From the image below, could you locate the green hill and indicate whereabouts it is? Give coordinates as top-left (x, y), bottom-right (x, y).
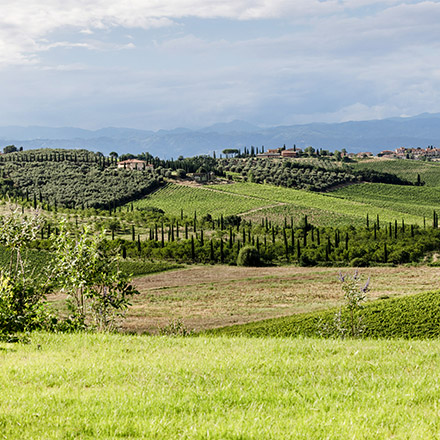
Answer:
top-left (209, 290), bottom-right (440, 339)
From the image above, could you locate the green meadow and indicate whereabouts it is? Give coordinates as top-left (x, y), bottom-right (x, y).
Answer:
top-left (2, 333), bottom-right (440, 439)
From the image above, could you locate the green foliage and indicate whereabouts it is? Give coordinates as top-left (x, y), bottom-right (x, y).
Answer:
top-left (237, 245), bottom-right (261, 267)
top-left (210, 290), bottom-right (440, 339)
top-left (0, 149), bottom-right (160, 209)
top-left (220, 157), bottom-right (410, 191)
top-left (52, 224), bottom-right (139, 331)
top-left (0, 210), bottom-right (53, 337)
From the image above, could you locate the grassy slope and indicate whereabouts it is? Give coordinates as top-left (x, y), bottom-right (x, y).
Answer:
top-left (2, 333), bottom-right (440, 439)
top-left (330, 183), bottom-right (440, 219)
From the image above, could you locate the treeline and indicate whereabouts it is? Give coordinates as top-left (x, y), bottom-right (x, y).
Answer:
top-left (221, 158), bottom-right (413, 191)
top-left (28, 209), bottom-right (440, 267)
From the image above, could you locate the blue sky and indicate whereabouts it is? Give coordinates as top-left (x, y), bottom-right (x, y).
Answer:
top-left (1, 0), bottom-right (440, 130)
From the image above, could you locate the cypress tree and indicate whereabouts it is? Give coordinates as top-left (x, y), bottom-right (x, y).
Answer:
top-left (191, 236), bottom-right (195, 261)
top-left (137, 235), bottom-right (141, 254)
top-left (122, 246), bottom-right (127, 259)
top-left (185, 223), bottom-right (188, 239)
top-left (210, 239), bottom-right (214, 262)
top-left (394, 220), bottom-right (397, 239)
top-left (200, 229), bottom-right (204, 246)
top-left (384, 243), bottom-right (388, 263)
top-left (220, 239), bottom-right (224, 263)
top-left (283, 228), bottom-right (288, 259)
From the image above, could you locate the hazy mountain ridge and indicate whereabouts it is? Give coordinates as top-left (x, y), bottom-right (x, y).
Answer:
top-left (1, 113), bottom-right (440, 157)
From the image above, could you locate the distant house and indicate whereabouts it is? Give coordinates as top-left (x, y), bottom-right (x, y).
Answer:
top-left (266, 148), bottom-right (280, 154)
top-left (356, 152), bottom-right (373, 158)
top-left (281, 149), bottom-right (300, 158)
top-left (257, 152), bottom-right (280, 158)
top-left (117, 159), bottom-right (152, 170)
top-left (378, 150), bottom-right (395, 158)
top-left (193, 172), bottom-right (214, 183)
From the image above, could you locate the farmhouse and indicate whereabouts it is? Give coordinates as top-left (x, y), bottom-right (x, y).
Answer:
top-left (193, 171), bottom-right (214, 183)
top-left (281, 149), bottom-right (300, 158)
top-left (117, 159), bottom-right (152, 170)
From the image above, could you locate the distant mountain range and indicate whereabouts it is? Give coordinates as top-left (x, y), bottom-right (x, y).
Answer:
top-left (1, 113), bottom-right (440, 158)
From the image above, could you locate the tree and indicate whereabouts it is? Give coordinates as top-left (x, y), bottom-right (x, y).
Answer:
top-left (52, 224), bottom-right (139, 331)
top-left (237, 245), bottom-right (261, 266)
top-left (222, 149), bottom-right (239, 158)
top-left (109, 151), bottom-right (119, 159)
top-left (0, 209), bottom-right (52, 337)
top-left (3, 145), bottom-right (17, 154)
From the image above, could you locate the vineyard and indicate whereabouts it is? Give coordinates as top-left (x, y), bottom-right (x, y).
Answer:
top-left (353, 159), bottom-right (440, 187)
top-left (206, 182), bottom-right (424, 225)
top-left (331, 183), bottom-right (440, 218)
top-left (132, 183), bottom-right (271, 217)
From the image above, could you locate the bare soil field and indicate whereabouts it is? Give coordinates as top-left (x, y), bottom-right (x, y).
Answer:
top-left (119, 265), bottom-right (439, 334)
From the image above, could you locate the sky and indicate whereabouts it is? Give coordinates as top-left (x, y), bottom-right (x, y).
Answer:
top-left (1, 0), bottom-right (440, 130)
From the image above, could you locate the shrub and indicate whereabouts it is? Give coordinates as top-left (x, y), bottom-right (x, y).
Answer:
top-left (237, 246), bottom-right (261, 267)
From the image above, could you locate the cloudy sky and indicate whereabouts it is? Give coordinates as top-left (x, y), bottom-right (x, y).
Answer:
top-left (1, 0), bottom-right (440, 130)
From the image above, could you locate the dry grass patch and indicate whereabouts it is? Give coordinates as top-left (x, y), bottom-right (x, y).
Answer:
top-left (115, 265), bottom-right (440, 334)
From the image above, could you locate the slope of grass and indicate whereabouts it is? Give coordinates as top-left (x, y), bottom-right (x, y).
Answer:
top-left (353, 159), bottom-right (440, 186)
top-left (330, 183), bottom-right (440, 219)
top-left (209, 290), bottom-right (440, 339)
top-left (2, 333), bottom-right (440, 438)
top-left (132, 183), bottom-right (270, 217)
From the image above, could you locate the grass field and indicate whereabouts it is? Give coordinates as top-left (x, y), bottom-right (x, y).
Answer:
top-left (46, 265), bottom-right (440, 334)
top-left (330, 183), bottom-right (440, 219)
top-left (353, 159), bottom-right (440, 186)
top-left (2, 333), bottom-right (440, 439)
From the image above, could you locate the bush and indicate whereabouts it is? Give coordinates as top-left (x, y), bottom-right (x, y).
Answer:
top-left (237, 246), bottom-right (261, 267)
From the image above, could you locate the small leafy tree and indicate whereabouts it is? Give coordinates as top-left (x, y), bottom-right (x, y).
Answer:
top-left (0, 209), bottom-right (52, 337)
top-left (52, 224), bottom-right (139, 331)
top-left (319, 271), bottom-right (370, 338)
top-left (338, 271), bottom-right (370, 337)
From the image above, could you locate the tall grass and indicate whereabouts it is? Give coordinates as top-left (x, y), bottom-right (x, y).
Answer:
top-left (1, 333), bottom-right (440, 439)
